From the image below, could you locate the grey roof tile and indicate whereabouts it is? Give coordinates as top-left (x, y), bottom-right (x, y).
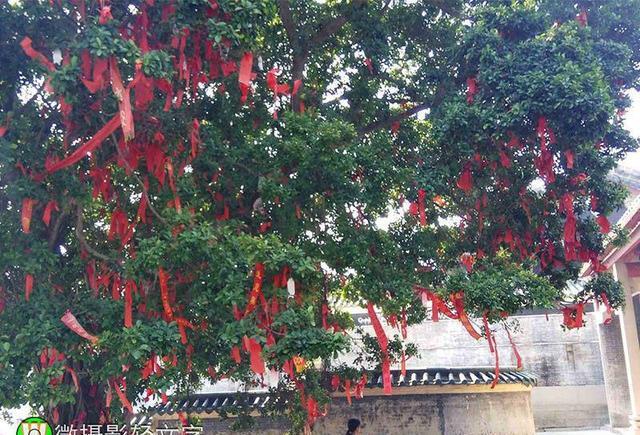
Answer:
top-left (142, 368), bottom-right (536, 418)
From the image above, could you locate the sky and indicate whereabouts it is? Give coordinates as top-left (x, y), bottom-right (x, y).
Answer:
top-left (1, 93), bottom-right (640, 434)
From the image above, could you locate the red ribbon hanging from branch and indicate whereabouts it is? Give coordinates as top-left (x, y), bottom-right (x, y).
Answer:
top-left (21, 198), bottom-right (37, 233)
top-left (25, 274), bottom-right (34, 301)
top-left (482, 313), bottom-right (494, 353)
top-left (230, 346), bottom-right (241, 364)
top-left (600, 293), bottom-right (614, 325)
top-left (242, 335), bottom-right (265, 375)
top-left (61, 310), bottom-right (99, 344)
top-left (367, 302), bottom-right (391, 394)
top-left (460, 253), bottom-right (475, 273)
top-left (466, 76), bottom-right (477, 104)
top-left (490, 335), bottom-right (500, 389)
top-left (158, 267), bottom-right (174, 321)
top-left (109, 58), bottom-right (135, 142)
top-left (562, 303), bottom-right (585, 329)
top-left (110, 378), bottom-right (134, 414)
top-left (65, 366), bottom-right (80, 392)
top-left (190, 118), bottom-right (201, 159)
top-left (46, 115), bottom-right (121, 173)
top-left (238, 52), bottom-right (253, 103)
top-left (504, 326), bottom-right (522, 370)
top-left (81, 52), bottom-right (109, 93)
top-left (596, 214), bottom-right (611, 234)
top-left (42, 200), bottom-right (59, 227)
top-left (456, 164), bottom-right (473, 194)
top-left (245, 262), bottom-right (265, 315)
top-left (450, 292), bottom-right (482, 340)
top-left (408, 189), bottom-right (427, 227)
top-left (20, 37), bottom-right (56, 72)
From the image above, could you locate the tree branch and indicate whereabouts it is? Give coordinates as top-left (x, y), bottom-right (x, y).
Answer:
top-left (277, 0), bottom-right (300, 51)
top-left (308, 0), bottom-right (369, 48)
top-left (358, 80), bottom-right (449, 135)
top-left (48, 207), bottom-right (70, 250)
top-left (358, 102), bottom-right (431, 135)
top-left (75, 205), bottom-right (115, 262)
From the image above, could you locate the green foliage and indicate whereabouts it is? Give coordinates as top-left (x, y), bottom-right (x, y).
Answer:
top-left (580, 272), bottom-right (625, 309)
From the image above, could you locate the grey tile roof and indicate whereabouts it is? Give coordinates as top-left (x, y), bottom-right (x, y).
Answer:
top-left (367, 367), bottom-right (536, 388)
top-left (136, 368), bottom-right (536, 422)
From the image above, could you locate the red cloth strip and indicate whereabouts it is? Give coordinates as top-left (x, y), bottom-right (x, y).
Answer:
top-left (245, 263), bottom-right (265, 315)
top-left (25, 274), bottom-right (34, 301)
top-left (111, 378), bottom-right (134, 413)
top-left (21, 198), bottom-right (37, 233)
top-left (450, 292), bottom-right (481, 340)
top-left (367, 302), bottom-right (391, 394)
top-left (505, 326), bottom-right (522, 369)
top-left (238, 52), bottom-right (253, 103)
top-left (46, 115), bottom-right (121, 173)
top-left (158, 267), bottom-right (174, 321)
top-left (490, 335), bottom-right (500, 389)
top-left (42, 200), bottom-right (59, 227)
top-left (61, 310), bottom-right (99, 344)
top-left (243, 336), bottom-right (265, 375)
top-left (20, 37), bottom-right (56, 72)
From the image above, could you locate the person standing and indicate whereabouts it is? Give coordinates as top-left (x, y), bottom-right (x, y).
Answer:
top-left (346, 418), bottom-right (361, 435)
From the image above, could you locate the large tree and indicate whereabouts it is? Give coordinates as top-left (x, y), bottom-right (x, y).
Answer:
top-left (0, 0), bottom-right (638, 431)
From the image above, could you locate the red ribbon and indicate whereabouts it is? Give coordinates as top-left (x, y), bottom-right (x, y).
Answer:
top-left (460, 253), bottom-right (475, 273)
top-left (409, 189), bottom-right (427, 226)
top-left (344, 378), bottom-right (352, 405)
top-left (109, 58), bottom-right (135, 142)
top-left (367, 302), bottom-right (391, 394)
top-left (111, 378), bottom-right (134, 413)
top-left (482, 313), bottom-right (494, 353)
top-left (190, 118), bottom-right (201, 159)
top-left (25, 274), bottom-right (34, 301)
top-left (65, 366), bottom-right (80, 392)
top-left (177, 317), bottom-right (195, 345)
top-left (562, 303), bottom-right (585, 329)
top-left (243, 336), bottom-right (265, 375)
top-left (322, 303), bottom-right (329, 330)
top-left (81, 53), bottom-right (108, 93)
top-left (466, 76), bottom-right (477, 104)
top-left (490, 335), bottom-right (500, 389)
top-left (505, 326), bottom-right (522, 369)
top-left (601, 293), bottom-right (613, 325)
top-left (20, 37), bottom-right (56, 72)
top-left (230, 345), bottom-right (241, 364)
top-left (61, 310), bottom-right (99, 344)
top-left (158, 267), bottom-right (174, 321)
top-left (576, 9), bottom-right (588, 27)
top-left (238, 52), bottom-right (253, 103)
top-left (456, 165), bottom-right (473, 194)
top-left (266, 68), bottom-right (291, 97)
top-left (536, 116), bottom-right (556, 152)
top-left (565, 150), bottom-right (574, 169)
top-left (46, 115), bottom-right (121, 173)
top-left (245, 263), bottom-right (265, 315)
top-left (450, 292), bottom-right (481, 340)
top-left (596, 214), bottom-right (610, 234)
top-left (42, 200), bottom-right (59, 227)
top-left (21, 198), bottom-right (37, 233)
